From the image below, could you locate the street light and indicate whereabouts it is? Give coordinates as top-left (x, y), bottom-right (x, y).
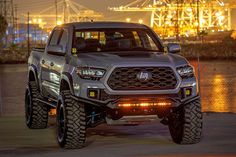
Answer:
top-left (138, 19), bottom-right (143, 24)
top-left (38, 18), bottom-right (42, 23)
top-left (126, 18), bottom-right (131, 22)
top-left (32, 18), bottom-right (38, 46)
top-left (57, 20), bottom-right (63, 25)
top-left (33, 18), bottom-right (37, 23)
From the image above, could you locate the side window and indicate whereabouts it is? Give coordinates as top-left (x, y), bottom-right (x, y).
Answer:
top-left (84, 32), bottom-right (99, 40)
top-left (59, 29), bottom-right (68, 50)
top-left (138, 31), bottom-right (158, 50)
top-left (132, 31), bottom-right (142, 47)
top-left (147, 35), bottom-right (158, 50)
top-left (113, 32), bottom-right (124, 38)
top-left (49, 29), bottom-right (62, 46)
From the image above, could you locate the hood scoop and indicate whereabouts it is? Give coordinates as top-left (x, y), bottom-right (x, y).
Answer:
top-left (113, 52), bottom-right (153, 58)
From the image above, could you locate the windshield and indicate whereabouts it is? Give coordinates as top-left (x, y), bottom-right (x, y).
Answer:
top-left (73, 28), bottom-right (161, 53)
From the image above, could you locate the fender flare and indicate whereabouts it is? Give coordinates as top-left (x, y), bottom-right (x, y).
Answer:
top-left (60, 72), bottom-right (74, 95)
top-left (28, 65), bottom-right (39, 88)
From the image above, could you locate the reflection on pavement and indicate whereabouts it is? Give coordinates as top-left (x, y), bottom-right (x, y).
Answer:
top-left (209, 75), bottom-right (229, 112)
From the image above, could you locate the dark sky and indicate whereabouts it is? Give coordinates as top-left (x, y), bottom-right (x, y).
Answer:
top-left (14, 0), bottom-right (236, 29)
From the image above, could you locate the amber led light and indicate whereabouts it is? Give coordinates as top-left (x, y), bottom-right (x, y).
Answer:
top-left (118, 102), bottom-right (171, 107)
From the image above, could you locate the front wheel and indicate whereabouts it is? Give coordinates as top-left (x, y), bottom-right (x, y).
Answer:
top-left (57, 90), bottom-right (86, 149)
top-left (168, 98), bottom-right (202, 144)
top-left (25, 81), bottom-right (48, 129)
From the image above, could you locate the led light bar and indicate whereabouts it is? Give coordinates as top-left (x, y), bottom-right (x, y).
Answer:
top-left (118, 102), bottom-right (172, 107)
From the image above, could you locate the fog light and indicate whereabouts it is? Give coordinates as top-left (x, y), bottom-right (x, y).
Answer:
top-left (185, 89), bottom-right (192, 97)
top-left (88, 89), bottom-right (99, 99)
top-left (90, 91), bottom-right (95, 97)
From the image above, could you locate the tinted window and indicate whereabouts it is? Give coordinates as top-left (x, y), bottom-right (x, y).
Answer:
top-left (49, 29), bottom-right (62, 46)
top-left (59, 29), bottom-right (68, 50)
top-left (73, 28), bottom-right (160, 53)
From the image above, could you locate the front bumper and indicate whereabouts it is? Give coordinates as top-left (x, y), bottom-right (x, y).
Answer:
top-left (72, 92), bottom-right (200, 110)
top-left (72, 76), bottom-right (198, 108)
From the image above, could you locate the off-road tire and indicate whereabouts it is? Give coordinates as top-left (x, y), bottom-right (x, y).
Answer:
top-left (57, 90), bottom-right (86, 149)
top-left (168, 98), bottom-right (202, 144)
top-left (25, 81), bottom-right (48, 129)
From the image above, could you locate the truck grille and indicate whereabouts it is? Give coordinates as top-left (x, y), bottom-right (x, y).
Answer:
top-left (107, 67), bottom-right (177, 90)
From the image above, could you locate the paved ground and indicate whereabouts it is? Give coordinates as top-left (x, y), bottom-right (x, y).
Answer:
top-left (0, 64), bottom-right (27, 116)
top-left (0, 63), bottom-right (236, 157)
top-left (0, 113), bottom-right (236, 157)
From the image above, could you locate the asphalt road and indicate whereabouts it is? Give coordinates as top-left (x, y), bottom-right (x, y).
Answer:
top-left (0, 113), bottom-right (236, 157)
top-left (0, 64), bottom-right (236, 157)
top-left (0, 64), bottom-right (27, 116)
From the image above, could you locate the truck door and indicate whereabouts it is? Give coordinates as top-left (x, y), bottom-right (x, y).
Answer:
top-left (41, 28), bottom-right (68, 99)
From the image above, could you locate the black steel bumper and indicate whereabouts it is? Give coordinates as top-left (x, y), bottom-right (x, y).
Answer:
top-left (71, 94), bottom-right (201, 110)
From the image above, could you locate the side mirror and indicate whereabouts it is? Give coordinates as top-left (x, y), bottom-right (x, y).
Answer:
top-left (47, 45), bottom-right (66, 56)
top-left (167, 43), bottom-right (181, 54)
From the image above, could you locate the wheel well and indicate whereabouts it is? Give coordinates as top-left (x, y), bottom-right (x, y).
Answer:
top-left (29, 70), bottom-right (36, 82)
top-left (60, 79), bottom-right (70, 92)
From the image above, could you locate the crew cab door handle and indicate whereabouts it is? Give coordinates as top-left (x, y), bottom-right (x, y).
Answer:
top-left (50, 62), bottom-right (54, 67)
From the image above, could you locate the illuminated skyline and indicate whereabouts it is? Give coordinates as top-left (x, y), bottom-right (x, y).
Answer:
top-left (14, 0), bottom-right (236, 29)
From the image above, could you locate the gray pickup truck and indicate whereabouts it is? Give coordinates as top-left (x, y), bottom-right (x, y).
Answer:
top-left (25, 22), bottom-right (202, 149)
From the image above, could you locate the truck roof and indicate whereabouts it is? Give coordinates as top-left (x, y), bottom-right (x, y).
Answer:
top-left (62, 21), bottom-right (149, 29)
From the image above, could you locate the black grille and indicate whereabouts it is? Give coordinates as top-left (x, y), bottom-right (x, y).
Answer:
top-left (107, 67), bottom-right (177, 90)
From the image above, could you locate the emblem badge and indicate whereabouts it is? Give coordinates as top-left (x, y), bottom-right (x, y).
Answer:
top-left (137, 71), bottom-right (152, 81)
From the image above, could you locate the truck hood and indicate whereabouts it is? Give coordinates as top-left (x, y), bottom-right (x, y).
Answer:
top-left (76, 52), bottom-right (188, 68)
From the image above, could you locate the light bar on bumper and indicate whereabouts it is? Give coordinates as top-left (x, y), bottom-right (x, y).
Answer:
top-left (77, 67), bottom-right (106, 79)
top-left (118, 102), bottom-right (172, 107)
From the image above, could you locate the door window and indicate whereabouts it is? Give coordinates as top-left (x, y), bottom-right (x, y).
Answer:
top-left (49, 29), bottom-right (62, 46)
top-left (59, 30), bottom-right (68, 50)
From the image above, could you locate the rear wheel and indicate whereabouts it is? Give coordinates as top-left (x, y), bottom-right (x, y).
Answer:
top-left (57, 90), bottom-right (86, 149)
top-left (25, 81), bottom-right (48, 129)
top-left (168, 98), bottom-right (202, 144)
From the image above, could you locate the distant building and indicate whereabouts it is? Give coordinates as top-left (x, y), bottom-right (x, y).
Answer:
top-left (6, 23), bottom-right (49, 47)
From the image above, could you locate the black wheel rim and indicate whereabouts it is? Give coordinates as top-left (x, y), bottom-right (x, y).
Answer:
top-left (170, 115), bottom-right (183, 135)
top-left (58, 104), bottom-right (65, 142)
top-left (169, 111), bottom-right (184, 143)
top-left (25, 89), bottom-right (32, 124)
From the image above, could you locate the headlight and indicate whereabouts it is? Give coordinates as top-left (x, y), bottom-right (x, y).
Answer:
top-left (77, 67), bottom-right (106, 80)
top-left (176, 65), bottom-right (194, 78)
